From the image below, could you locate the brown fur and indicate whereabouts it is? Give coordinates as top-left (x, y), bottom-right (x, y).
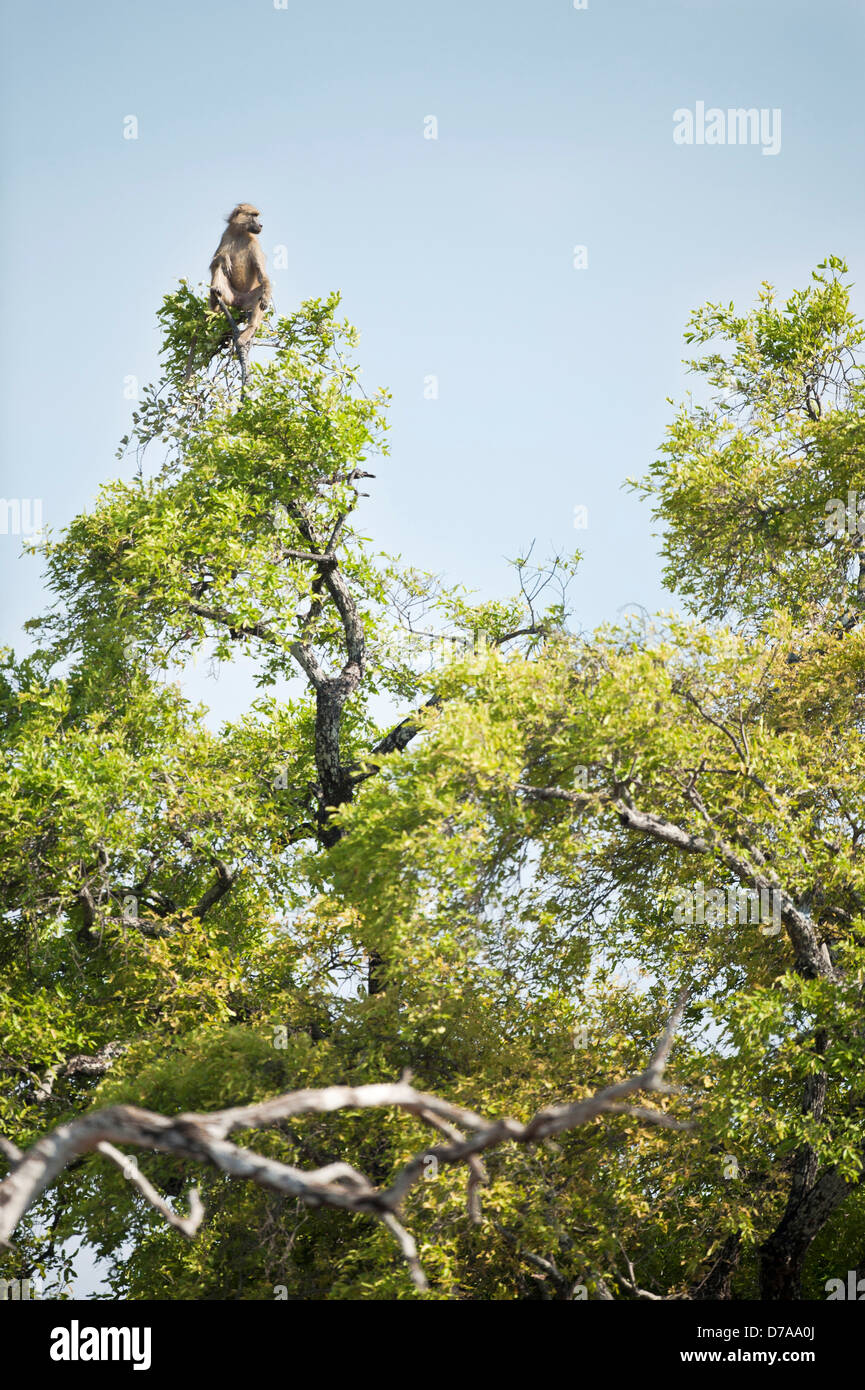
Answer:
top-left (209, 203), bottom-right (272, 346)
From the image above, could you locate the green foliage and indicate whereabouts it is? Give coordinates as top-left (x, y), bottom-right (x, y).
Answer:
top-left (2, 265), bottom-right (864, 1301)
top-left (632, 256), bottom-right (865, 626)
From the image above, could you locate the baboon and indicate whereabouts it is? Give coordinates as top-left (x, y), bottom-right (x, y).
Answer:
top-left (209, 203), bottom-right (271, 347)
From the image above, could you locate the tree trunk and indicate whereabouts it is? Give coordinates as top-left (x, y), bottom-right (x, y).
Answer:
top-left (759, 1166), bottom-right (848, 1299)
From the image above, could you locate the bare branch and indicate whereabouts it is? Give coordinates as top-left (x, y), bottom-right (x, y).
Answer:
top-left (96, 1142), bottom-right (204, 1238)
top-left (0, 1137), bottom-right (22, 1169)
top-left (0, 1013), bottom-right (688, 1284)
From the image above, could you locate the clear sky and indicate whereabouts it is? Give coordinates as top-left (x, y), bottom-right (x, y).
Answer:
top-left (2, 0), bottom-right (864, 724)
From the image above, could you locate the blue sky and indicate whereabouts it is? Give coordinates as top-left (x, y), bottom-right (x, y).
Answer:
top-left (2, 0), bottom-right (864, 723)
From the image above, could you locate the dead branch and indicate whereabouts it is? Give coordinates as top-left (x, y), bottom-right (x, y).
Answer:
top-left (0, 995), bottom-right (689, 1290)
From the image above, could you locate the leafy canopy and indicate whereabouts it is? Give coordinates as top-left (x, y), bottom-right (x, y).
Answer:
top-left (2, 262), bottom-right (864, 1300)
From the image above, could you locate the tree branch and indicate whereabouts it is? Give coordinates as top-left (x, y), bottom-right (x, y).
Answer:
top-left (517, 781), bottom-right (838, 981)
top-left (0, 1004), bottom-right (688, 1288)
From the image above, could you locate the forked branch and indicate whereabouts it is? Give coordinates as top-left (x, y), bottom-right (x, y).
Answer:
top-left (0, 993), bottom-right (689, 1290)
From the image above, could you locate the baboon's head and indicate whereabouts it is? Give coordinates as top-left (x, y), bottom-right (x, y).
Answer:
top-left (228, 204), bottom-right (262, 235)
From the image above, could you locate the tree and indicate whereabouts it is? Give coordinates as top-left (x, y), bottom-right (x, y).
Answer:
top-left (1, 261), bottom-right (863, 1300)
